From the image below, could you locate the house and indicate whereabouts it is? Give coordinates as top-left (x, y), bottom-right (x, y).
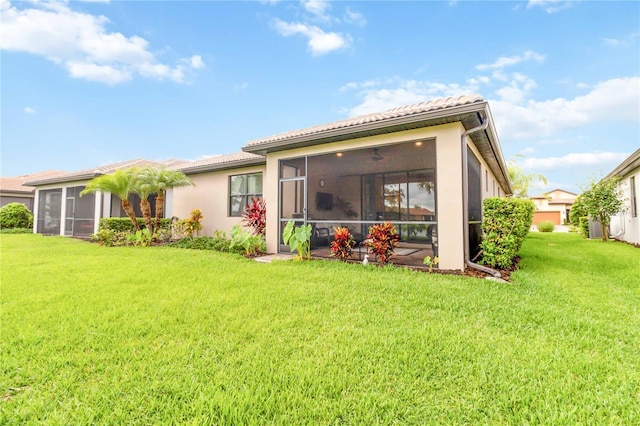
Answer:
top-left (237, 94), bottom-right (512, 270)
top-left (26, 95), bottom-right (513, 271)
top-left (0, 171), bottom-right (65, 210)
top-left (169, 152), bottom-right (266, 236)
top-left (606, 148), bottom-right (640, 244)
top-left (531, 189), bottom-right (577, 225)
top-left (25, 159), bottom-right (186, 237)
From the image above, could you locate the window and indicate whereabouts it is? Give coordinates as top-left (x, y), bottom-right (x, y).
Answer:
top-left (631, 176), bottom-right (637, 218)
top-left (229, 172), bottom-right (263, 216)
top-left (485, 170), bottom-right (489, 192)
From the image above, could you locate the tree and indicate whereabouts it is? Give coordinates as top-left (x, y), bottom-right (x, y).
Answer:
top-left (81, 169), bottom-right (140, 230)
top-left (569, 194), bottom-right (588, 227)
top-left (130, 167), bottom-right (155, 233)
top-left (580, 176), bottom-right (625, 242)
top-left (508, 159), bottom-right (548, 198)
top-left (136, 167), bottom-right (193, 234)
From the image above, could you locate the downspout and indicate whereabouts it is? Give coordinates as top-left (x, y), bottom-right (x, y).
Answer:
top-left (461, 113), bottom-right (502, 278)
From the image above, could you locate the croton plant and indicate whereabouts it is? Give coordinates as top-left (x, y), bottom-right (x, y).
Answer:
top-left (330, 226), bottom-right (356, 261)
top-left (365, 222), bottom-right (399, 264)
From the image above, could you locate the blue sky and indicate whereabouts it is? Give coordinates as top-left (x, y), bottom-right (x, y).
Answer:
top-left (2, 0), bottom-right (639, 194)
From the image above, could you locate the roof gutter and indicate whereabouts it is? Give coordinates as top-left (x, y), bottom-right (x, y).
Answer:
top-left (461, 111), bottom-right (502, 279)
top-left (24, 171), bottom-right (102, 187)
top-left (179, 157), bottom-right (266, 176)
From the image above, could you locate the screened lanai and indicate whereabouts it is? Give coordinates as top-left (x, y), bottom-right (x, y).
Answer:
top-left (278, 139), bottom-right (438, 265)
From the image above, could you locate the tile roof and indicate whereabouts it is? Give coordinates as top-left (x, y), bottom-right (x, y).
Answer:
top-left (0, 171), bottom-right (67, 193)
top-left (245, 95), bottom-right (484, 148)
top-left (24, 159), bottom-right (183, 186)
top-left (174, 152), bottom-right (265, 174)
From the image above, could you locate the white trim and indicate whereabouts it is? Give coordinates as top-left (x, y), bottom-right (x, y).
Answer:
top-left (60, 187), bottom-right (68, 236)
top-left (94, 190), bottom-right (102, 234)
top-left (32, 189), bottom-right (40, 234)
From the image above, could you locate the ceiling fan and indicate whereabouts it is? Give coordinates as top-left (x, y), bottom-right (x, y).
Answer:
top-left (372, 148), bottom-right (384, 162)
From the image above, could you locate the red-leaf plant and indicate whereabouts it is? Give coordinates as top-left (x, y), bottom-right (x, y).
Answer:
top-left (242, 197), bottom-right (266, 236)
top-left (330, 227), bottom-right (355, 261)
top-left (365, 222), bottom-right (399, 264)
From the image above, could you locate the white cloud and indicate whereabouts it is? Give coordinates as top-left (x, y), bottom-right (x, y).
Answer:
top-left (66, 61), bottom-right (131, 84)
top-left (23, 106), bottom-right (36, 114)
top-left (476, 50), bottom-right (545, 71)
top-left (520, 152), bottom-right (630, 170)
top-left (272, 19), bottom-right (351, 56)
top-left (344, 7), bottom-right (366, 26)
top-left (603, 32), bottom-right (639, 46)
top-left (189, 55), bottom-right (205, 69)
top-left (234, 82), bottom-right (249, 91)
top-left (301, 0), bottom-right (331, 19)
top-left (343, 79), bottom-right (480, 117)
top-left (491, 76), bottom-right (640, 140)
top-left (0, 1), bottom-right (203, 85)
top-left (526, 0), bottom-right (576, 14)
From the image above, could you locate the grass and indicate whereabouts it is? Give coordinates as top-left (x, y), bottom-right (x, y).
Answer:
top-left (1, 233), bottom-right (638, 424)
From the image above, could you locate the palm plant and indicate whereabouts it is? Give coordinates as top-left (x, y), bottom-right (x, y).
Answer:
top-left (81, 169), bottom-right (140, 230)
top-left (130, 167), bottom-right (155, 233)
top-left (137, 167), bottom-right (193, 234)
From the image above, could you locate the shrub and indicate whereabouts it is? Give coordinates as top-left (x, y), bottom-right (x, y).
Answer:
top-left (480, 197), bottom-right (535, 269)
top-left (537, 221), bottom-right (555, 232)
top-left (99, 217), bottom-right (171, 233)
top-left (0, 227), bottom-right (32, 234)
top-left (365, 222), bottom-right (399, 265)
top-left (579, 216), bottom-right (590, 238)
top-left (0, 203), bottom-right (33, 229)
top-left (242, 198), bottom-right (266, 236)
top-left (91, 229), bottom-right (130, 246)
top-left (230, 225), bottom-right (266, 257)
top-left (179, 209), bottom-right (204, 238)
top-left (330, 227), bottom-right (355, 261)
top-left (569, 195), bottom-right (588, 227)
top-left (168, 236), bottom-right (230, 251)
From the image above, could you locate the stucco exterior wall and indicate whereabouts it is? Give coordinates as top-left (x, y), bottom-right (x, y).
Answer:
top-left (610, 168), bottom-right (640, 244)
top-left (172, 165), bottom-right (267, 237)
top-left (263, 122), bottom-right (470, 270)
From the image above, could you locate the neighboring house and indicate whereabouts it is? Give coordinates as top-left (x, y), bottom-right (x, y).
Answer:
top-left (606, 148), bottom-right (640, 244)
top-left (26, 159), bottom-right (186, 237)
top-left (0, 171), bottom-right (65, 210)
top-left (239, 94), bottom-right (512, 270)
top-left (531, 189), bottom-right (577, 225)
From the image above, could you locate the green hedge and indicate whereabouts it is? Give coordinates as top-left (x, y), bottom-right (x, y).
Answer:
top-left (480, 197), bottom-right (535, 269)
top-left (0, 203), bottom-right (33, 229)
top-left (578, 216), bottom-right (590, 238)
top-left (537, 220), bottom-right (555, 233)
top-left (98, 217), bottom-right (172, 232)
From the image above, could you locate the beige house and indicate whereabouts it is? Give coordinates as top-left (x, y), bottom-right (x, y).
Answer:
top-left (26, 95), bottom-right (513, 271)
top-left (234, 94), bottom-right (512, 270)
top-left (0, 171), bottom-right (65, 210)
top-left (531, 189), bottom-right (577, 225)
top-left (606, 148), bottom-right (640, 244)
top-left (170, 152), bottom-right (266, 237)
top-left (25, 159), bottom-right (185, 237)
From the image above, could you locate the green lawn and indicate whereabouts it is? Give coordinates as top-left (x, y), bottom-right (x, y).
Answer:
top-left (1, 233), bottom-right (638, 424)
